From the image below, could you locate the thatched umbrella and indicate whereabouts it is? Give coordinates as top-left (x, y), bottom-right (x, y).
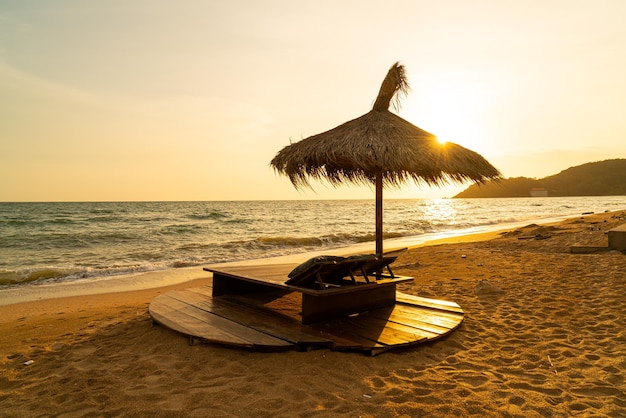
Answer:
top-left (271, 62), bottom-right (502, 256)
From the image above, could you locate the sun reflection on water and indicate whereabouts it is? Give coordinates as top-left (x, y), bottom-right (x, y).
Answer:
top-left (422, 198), bottom-right (459, 223)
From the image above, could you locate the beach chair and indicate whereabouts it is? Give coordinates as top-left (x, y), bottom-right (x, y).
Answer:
top-left (360, 248), bottom-right (407, 280)
top-left (285, 249), bottom-right (407, 290)
top-left (285, 255), bottom-right (375, 290)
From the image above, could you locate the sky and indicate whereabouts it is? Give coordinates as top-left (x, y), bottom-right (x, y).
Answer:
top-left (1, 0), bottom-right (626, 202)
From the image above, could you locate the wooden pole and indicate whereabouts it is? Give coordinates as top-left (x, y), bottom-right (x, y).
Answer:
top-left (375, 173), bottom-right (383, 257)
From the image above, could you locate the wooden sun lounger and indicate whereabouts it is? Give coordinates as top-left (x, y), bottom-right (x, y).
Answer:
top-left (360, 248), bottom-right (407, 279)
top-left (285, 257), bottom-right (371, 289)
top-left (286, 249), bottom-right (408, 288)
top-left (204, 254), bottom-right (412, 324)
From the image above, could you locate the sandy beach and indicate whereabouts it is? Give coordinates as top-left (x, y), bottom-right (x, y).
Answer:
top-left (1, 210), bottom-right (625, 417)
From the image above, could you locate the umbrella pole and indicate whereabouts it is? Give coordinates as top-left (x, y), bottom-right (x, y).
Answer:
top-left (375, 174), bottom-right (383, 257)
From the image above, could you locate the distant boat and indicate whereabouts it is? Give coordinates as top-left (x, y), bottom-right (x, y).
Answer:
top-left (530, 188), bottom-right (548, 197)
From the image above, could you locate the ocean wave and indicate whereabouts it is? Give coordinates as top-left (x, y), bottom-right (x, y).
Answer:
top-left (0, 267), bottom-right (83, 286)
top-left (255, 236), bottom-right (324, 247)
top-left (0, 263), bottom-right (166, 287)
top-left (170, 259), bottom-right (205, 268)
top-left (0, 218), bottom-right (30, 226)
top-left (187, 211), bottom-right (229, 220)
top-left (160, 224), bottom-right (205, 234)
top-left (85, 215), bottom-right (121, 223)
top-left (247, 231), bottom-right (407, 249)
top-left (83, 231), bottom-right (140, 243)
top-left (88, 208), bottom-right (116, 215)
top-left (48, 218), bottom-right (77, 225)
top-left (225, 218), bottom-right (251, 224)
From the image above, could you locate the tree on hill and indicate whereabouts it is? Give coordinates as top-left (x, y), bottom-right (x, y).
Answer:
top-left (454, 159), bottom-right (626, 198)
top-left (543, 159), bottom-right (626, 196)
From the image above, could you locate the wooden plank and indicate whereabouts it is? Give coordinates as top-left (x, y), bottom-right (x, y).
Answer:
top-left (393, 300), bottom-right (464, 321)
top-left (204, 264), bottom-right (295, 288)
top-left (322, 332), bottom-right (382, 352)
top-left (212, 271), bottom-right (285, 296)
top-left (370, 276), bottom-right (414, 285)
top-left (150, 297), bottom-right (208, 337)
top-left (174, 289), bottom-right (333, 347)
top-left (364, 310), bottom-right (441, 340)
top-left (396, 292), bottom-right (463, 310)
top-left (346, 321), bottom-right (423, 347)
top-left (310, 308), bottom-right (429, 347)
top-left (149, 296), bottom-right (254, 347)
top-left (396, 292), bottom-right (464, 313)
top-left (340, 312), bottom-right (430, 346)
top-left (309, 319), bottom-right (389, 352)
top-left (391, 303), bottom-right (464, 329)
top-left (376, 320), bottom-right (437, 341)
top-left (152, 295), bottom-right (289, 348)
top-left (221, 292), bottom-right (303, 321)
top-left (393, 309), bottom-right (461, 336)
top-left (185, 285), bottom-right (214, 297)
top-left (150, 294), bottom-right (293, 349)
top-left (367, 305), bottom-right (453, 336)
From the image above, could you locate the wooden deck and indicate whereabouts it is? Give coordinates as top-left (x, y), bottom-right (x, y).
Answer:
top-left (149, 263), bottom-right (464, 355)
top-left (207, 263), bottom-right (415, 324)
top-left (608, 223), bottom-right (626, 252)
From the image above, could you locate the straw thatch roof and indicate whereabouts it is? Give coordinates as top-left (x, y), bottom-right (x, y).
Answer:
top-left (270, 62), bottom-right (502, 190)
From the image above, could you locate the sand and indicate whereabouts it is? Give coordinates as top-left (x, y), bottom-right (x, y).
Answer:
top-left (1, 211), bottom-right (625, 417)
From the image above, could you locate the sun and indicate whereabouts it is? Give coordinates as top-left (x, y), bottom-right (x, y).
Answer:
top-left (432, 123), bottom-right (474, 147)
top-left (400, 71), bottom-right (493, 152)
top-left (406, 97), bottom-right (486, 151)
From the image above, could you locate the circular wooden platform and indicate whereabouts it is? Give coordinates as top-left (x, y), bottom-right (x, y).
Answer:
top-left (149, 286), bottom-right (464, 356)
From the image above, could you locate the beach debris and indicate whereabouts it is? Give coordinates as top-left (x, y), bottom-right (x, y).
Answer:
top-left (504, 224), bottom-right (565, 241)
top-left (24, 360), bottom-right (34, 366)
top-left (474, 280), bottom-right (504, 296)
top-left (547, 355), bottom-right (558, 375)
top-left (363, 394), bottom-right (372, 399)
top-left (534, 234), bottom-right (552, 240)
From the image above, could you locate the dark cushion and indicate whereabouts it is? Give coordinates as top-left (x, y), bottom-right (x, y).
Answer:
top-left (287, 254), bottom-right (378, 280)
top-left (287, 255), bottom-right (346, 279)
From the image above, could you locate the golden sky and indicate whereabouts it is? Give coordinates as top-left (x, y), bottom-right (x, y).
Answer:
top-left (2, 1), bottom-right (625, 201)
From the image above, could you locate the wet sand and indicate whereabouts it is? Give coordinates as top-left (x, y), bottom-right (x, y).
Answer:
top-left (1, 211), bottom-right (625, 417)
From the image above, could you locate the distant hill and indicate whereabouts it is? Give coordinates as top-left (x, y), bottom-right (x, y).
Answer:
top-left (454, 159), bottom-right (626, 198)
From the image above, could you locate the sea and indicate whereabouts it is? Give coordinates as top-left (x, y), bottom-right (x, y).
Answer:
top-left (1, 197), bottom-right (624, 289)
